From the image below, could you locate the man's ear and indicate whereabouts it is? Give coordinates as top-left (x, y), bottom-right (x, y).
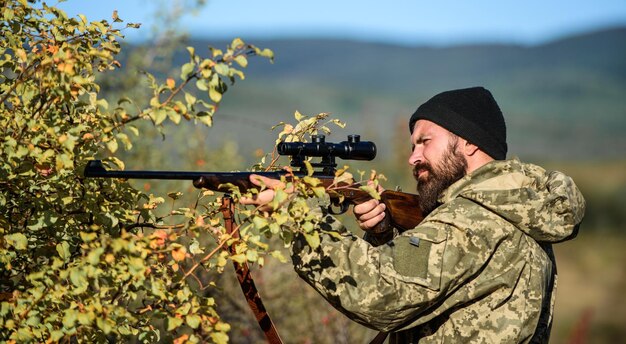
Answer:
top-left (463, 141), bottom-right (480, 156)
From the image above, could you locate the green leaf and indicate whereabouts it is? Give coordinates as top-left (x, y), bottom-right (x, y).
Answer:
top-left (195, 78), bottom-right (209, 91)
top-left (252, 216), bottom-right (268, 230)
top-left (196, 111), bottom-right (213, 127)
top-left (270, 250), bottom-right (287, 263)
top-left (4, 8), bottom-right (14, 21)
top-left (77, 311), bottom-right (93, 325)
top-left (61, 196), bottom-right (73, 205)
top-left (97, 318), bottom-right (113, 334)
top-left (186, 314), bottom-right (201, 329)
top-left (331, 119), bottom-right (347, 128)
top-left (230, 253), bottom-right (246, 264)
top-left (116, 132), bottom-right (132, 150)
top-left (209, 87), bottom-right (222, 103)
top-left (312, 186), bottom-right (326, 199)
top-left (258, 48), bottom-right (274, 60)
top-left (185, 92), bottom-right (197, 105)
top-left (106, 139), bottom-right (118, 153)
top-left (303, 231), bottom-right (320, 249)
top-left (214, 63), bottom-right (229, 76)
top-left (167, 316), bottom-right (184, 331)
top-left (128, 257), bottom-right (145, 275)
top-left (151, 280), bottom-right (167, 300)
top-left (230, 37), bottom-right (245, 49)
top-left (180, 62), bottom-right (195, 79)
top-left (167, 108), bottom-right (182, 124)
top-left (269, 222), bottom-right (280, 234)
top-left (217, 252), bottom-right (228, 267)
top-left (87, 247), bottom-right (104, 265)
top-left (6, 233), bottom-right (28, 250)
top-left (234, 55), bottom-right (248, 67)
top-left (246, 249), bottom-right (258, 262)
top-left (186, 46), bottom-right (195, 58)
top-left (50, 330), bottom-right (64, 341)
top-left (117, 96), bottom-right (133, 105)
top-left (304, 161), bottom-right (314, 177)
top-left (70, 269), bottom-right (88, 290)
top-left (211, 332), bottom-right (230, 344)
top-left (55, 153), bottom-right (74, 170)
top-left (270, 189), bottom-right (288, 210)
top-left (126, 125), bottom-right (140, 136)
top-left (215, 321), bottom-right (231, 332)
top-left (153, 108), bottom-right (167, 125)
top-left (359, 184), bottom-right (381, 200)
top-left (63, 309), bottom-right (77, 329)
top-left (80, 231), bottom-right (97, 242)
top-left (56, 241), bottom-right (70, 261)
top-left (211, 47), bottom-right (223, 57)
top-left (14, 145), bottom-right (29, 158)
top-left (189, 240), bottom-right (204, 255)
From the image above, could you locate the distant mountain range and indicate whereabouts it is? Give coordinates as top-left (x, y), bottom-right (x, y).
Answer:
top-left (131, 27), bottom-right (626, 162)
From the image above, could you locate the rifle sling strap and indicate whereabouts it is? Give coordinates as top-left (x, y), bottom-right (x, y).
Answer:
top-left (370, 331), bottom-right (389, 344)
top-left (220, 196), bottom-right (283, 344)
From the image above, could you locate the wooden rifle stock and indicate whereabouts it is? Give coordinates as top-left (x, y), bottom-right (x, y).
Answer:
top-left (379, 190), bottom-right (424, 231)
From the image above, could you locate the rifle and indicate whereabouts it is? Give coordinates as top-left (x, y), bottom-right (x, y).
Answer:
top-left (83, 134), bottom-right (423, 343)
top-left (84, 134), bottom-right (423, 231)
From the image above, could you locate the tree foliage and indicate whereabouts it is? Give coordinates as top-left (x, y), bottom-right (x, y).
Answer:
top-left (0, 1), bottom-right (377, 342)
top-left (0, 1), bottom-right (271, 342)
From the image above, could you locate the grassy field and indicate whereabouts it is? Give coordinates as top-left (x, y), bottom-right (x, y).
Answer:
top-left (542, 161), bottom-right (626, 342)
top-left (552, 233), bottom-right (626, 343)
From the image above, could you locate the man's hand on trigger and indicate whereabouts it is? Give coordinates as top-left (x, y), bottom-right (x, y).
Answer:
top-left (353, 181), bottom-right (387, 231)
top-left (354, 199), bottom-right (386, 230)
top-left (239, 174), bottom-right (285, 212)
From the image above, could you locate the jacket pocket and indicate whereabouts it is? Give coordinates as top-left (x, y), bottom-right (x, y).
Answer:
top-left (387, 226), bottom-right (448, 291)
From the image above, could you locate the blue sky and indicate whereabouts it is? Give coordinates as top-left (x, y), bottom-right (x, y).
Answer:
top-left (59, 0), bottom-right (626, 45)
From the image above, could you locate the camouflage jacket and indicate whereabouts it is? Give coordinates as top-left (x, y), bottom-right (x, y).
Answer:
top-left (291, 159), bottom-right (585, 343)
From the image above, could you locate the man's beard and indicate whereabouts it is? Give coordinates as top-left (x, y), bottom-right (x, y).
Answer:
top-left (413, 139), bottom-right (467, 215)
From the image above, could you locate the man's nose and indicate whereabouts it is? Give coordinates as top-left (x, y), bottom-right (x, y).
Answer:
top-left (408, 147), bottom-right (422, 166)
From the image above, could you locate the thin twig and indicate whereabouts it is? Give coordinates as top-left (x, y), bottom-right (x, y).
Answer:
top-left (181, 226), bottom-right (240, 281)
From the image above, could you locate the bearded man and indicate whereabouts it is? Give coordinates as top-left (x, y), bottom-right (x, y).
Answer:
top-left (243, 87), bottom-right (585, 343)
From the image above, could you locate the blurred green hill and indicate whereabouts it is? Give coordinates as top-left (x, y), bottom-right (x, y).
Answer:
top-left (173, 26), bottom-right (626, 162)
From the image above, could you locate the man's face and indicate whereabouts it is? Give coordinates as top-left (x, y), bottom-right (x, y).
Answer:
top-left (408, 120), bottom-right (468, 214)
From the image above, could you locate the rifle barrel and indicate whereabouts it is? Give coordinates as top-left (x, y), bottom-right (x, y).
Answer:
top-left (84, 160), bottom-right (292, 192)
top-left (85, 160), bottom-right (280, 179)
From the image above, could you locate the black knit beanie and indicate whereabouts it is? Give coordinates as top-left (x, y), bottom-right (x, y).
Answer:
top-left (408, 87), bottom-right (507, 160)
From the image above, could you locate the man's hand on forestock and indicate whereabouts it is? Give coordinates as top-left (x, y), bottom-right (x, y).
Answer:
top-left (241, 176), bottom-right (391, 235)
top-left (239, 174), bottom-right (286, 212)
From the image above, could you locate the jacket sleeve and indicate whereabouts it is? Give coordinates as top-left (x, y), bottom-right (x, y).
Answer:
top-left (291, 199), bottom-right (515, 332)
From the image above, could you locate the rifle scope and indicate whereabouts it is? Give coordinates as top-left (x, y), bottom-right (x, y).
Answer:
top-left (277, 135), bottom-right (376, 161)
